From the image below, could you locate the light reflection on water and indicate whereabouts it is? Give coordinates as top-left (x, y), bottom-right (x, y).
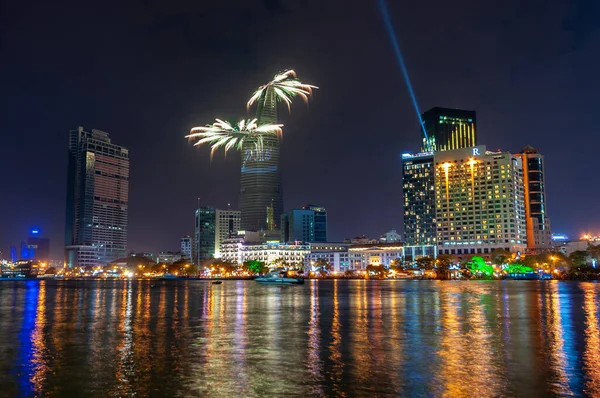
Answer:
top-left (0, 280), bottom-right (599, 397)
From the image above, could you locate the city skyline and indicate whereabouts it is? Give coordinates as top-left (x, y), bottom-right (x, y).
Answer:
top-left (1, 0), bottom-right (599, 259)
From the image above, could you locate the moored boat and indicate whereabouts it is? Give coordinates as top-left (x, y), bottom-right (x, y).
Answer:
top-left (505, 272), bottom-right (541, 280)
top-left (255, 271), bottom-right (304, 285)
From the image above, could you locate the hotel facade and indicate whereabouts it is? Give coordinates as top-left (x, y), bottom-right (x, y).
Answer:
top-left (404, 145), bottom-right (531, 257)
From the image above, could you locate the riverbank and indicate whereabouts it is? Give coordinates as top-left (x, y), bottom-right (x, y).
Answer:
top-left (2, 276), bottom-right (600, 282)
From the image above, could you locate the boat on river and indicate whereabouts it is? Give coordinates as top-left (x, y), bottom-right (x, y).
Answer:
top-left (255, 271), bottom-right (304, 285)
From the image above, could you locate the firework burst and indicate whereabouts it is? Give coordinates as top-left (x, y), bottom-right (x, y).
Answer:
top-left (186, 118), bottom-right (283, 160)
top-left (247, 70), bottom-right (318, 113)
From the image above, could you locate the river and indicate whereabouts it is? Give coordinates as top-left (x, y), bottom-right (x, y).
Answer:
top-left (0, 280), bottom-right (599, 397)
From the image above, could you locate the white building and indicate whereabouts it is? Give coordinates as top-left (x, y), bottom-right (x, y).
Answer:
top-left (221, 240), bottom-right (310, 265)
top-left (304, 242), bottom-right (353, 272)
top-left (181, 235), bottom-right (192, 260)
top-left (304, 251), bottom-right (365, 273)
top-left (156, 251), bottom-right (182, 264)
top-left (214, 209), bottom-right (241, 258)
top-left (379, 229), bottom-right (402, 243)
top-left (304, 243), bottom-right (437, 272)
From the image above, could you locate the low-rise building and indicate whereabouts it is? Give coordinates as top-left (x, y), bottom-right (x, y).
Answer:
top-left (304, 242), bottom-right (437, 272)
top-left (221, 240), bottom-right (310, 265)
top-left (379, 230), bottom-right (402, 243)
top-left (181, 236), bottom-right (192, 260)
top-left (65, 245), bottom-right (98, 268)
top-left (304, 242), bottom-right (353, 272)
top-left (156, 251), bottom-right (182, 264)
top-left (344, 235), bottom-right (378, 245)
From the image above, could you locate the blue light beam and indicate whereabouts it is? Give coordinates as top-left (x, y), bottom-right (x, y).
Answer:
top-left (377, 0), bottom-right (428, 140)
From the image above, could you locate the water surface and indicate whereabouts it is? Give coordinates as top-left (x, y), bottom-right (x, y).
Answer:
top-left (0, 280), bottom-right (599, 397)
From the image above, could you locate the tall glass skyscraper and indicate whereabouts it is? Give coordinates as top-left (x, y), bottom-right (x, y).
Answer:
top-left (421, 107), bottom-right (476, 152)
top-left (519, 146), bottom-right (552, 250)
top-left (65, 127), bottom-right (129, 267)
top-left (303, 204), bottom-right (327, 242)
top-left (239, 86), bottom-right (283, 232)
top-left (402, 152), bottom-right (436, 245)
top-left (280, 209), bottom-right (315, 243)
top-left (194, 207), bottom-right (216, 264)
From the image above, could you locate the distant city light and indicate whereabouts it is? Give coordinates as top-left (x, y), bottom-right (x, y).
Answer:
top-left (551, 234), bottom-right (569, 241)
top-left (30, 229), bottom-right (40, 235)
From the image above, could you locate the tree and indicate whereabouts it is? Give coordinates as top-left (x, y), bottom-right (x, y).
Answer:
top-left (436, 254), bottom-right (455, 280)
top-left (186, 263), bottom-right (200, 275)
top-left (539, 252), bottom-right (568, 271)
top-left (521, 254), bottom-right (540, 269)
top-left (242, 260), bottom-right (267, 275)
top-left (217, 261), bottom-right (237, 275)
top-left (45, 267), bottom-right (57, 275)
top-left (588, 244), bottom-right (600, 264)
top-left (466, 256), bottom-right (495, 279)
top-left (491, 248), bottom-right (512, 266)
top-left (152, 263), bottom-right (166, 274)
top-left (389, 258), bottom-right (404, 272)
top-left (569, 250), bottom-right (589, 267)
top-left (366, 264), bottom-right (387, 279)
top-left (505, 263), bottom-right (534, 274)
top-left (314, 258), bottom-right (332, 273)
top-left (344, 270), bottom-right (354, 278)
top-left (416, 256), bottom-right (435, 270)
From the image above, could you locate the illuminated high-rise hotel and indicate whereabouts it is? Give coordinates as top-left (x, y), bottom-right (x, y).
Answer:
top-left (239, 87), bottom-right (283, 232)
top-left (421, 107), bottom-right (476, 152)
top-left (434, 146), bottom-right (526, 255)
top-left (403, 145), bottom-right (528, 256)
top-left (65, 127), bottom-right (129, 267)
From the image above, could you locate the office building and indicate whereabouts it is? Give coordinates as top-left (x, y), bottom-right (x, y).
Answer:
top-left (27, 229), bottom-right (50, 265)
top-left (10, 246), bottom-right (17, 263)
top-left (281, 209), bottom-right (314, 243)
top-left (519, 146), bottom-right (552, 250)
top-left (181, 235), bottom-right (192, 260)
top-left (402, 151), bottom-right (436, 245)
top-left (214, 209), bottom-right (241, 258)
top-left (195, 207), bottom-right (216, 263)
top-left (64, 127), bottom-right (129, 267)
top-left (239, 88), bottom-right (283, 232)
top-left (421, 107), bottom-right (476, 152)
top-left (303, 204), bottom-right (327, 242)
top-left (20, 241), bottom-right (34, 261)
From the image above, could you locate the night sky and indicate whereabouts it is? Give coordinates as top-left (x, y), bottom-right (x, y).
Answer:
top-left (1, 0), bottom-right (598, 260)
